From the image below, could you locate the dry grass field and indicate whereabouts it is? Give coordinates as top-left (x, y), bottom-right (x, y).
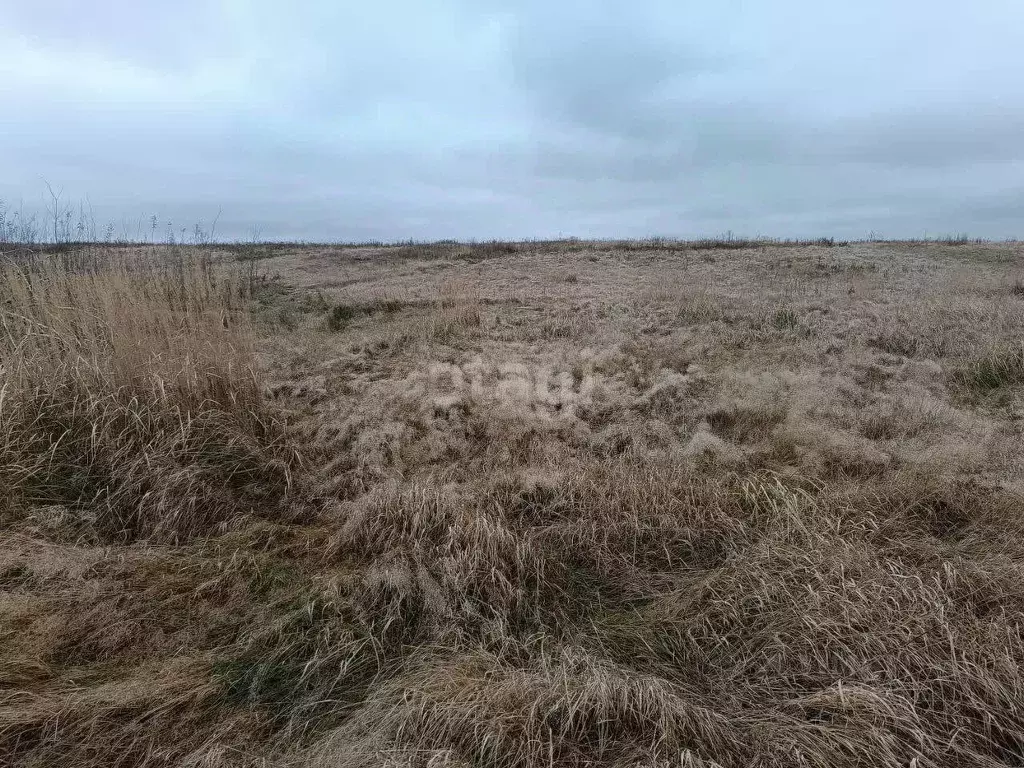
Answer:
top-left (2, 238), bottom-right (1024, 767)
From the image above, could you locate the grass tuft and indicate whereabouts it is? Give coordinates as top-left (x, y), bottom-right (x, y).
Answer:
top-left (0, 248), bottom-right (302, 541)
top-left (953, 343), bottom-right (1024, 393)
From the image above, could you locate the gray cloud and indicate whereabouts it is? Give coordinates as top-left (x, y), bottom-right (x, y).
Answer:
top-left (2, 1), bottom-right (1023, 240)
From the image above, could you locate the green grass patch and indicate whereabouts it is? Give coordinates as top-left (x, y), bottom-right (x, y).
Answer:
top-left (953, 344), bottom-right (1024, 393)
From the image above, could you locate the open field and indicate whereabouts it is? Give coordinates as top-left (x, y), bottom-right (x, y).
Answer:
top-left (2, 238), bottom-right (1024, 767)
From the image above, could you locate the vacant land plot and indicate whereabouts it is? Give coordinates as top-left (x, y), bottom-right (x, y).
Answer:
top-left (2, 238), bottom-right (1024, 767)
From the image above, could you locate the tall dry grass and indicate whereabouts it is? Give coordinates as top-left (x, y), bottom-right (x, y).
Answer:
top-left (429, 277), bottom-right (483, 341)
top-left (0, 248), bottom-right (299, 541)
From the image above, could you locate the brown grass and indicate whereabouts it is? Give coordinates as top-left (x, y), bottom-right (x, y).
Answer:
top-left (2, 239), bottom-right (1024, 767)
top-left (428, 277), bottom-right (483, 340)
top-left (0, 249), bottom-right (300, 541)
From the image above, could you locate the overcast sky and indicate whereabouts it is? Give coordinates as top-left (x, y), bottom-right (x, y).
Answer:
top-left (2, 1), bottom-right (1023, 241)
